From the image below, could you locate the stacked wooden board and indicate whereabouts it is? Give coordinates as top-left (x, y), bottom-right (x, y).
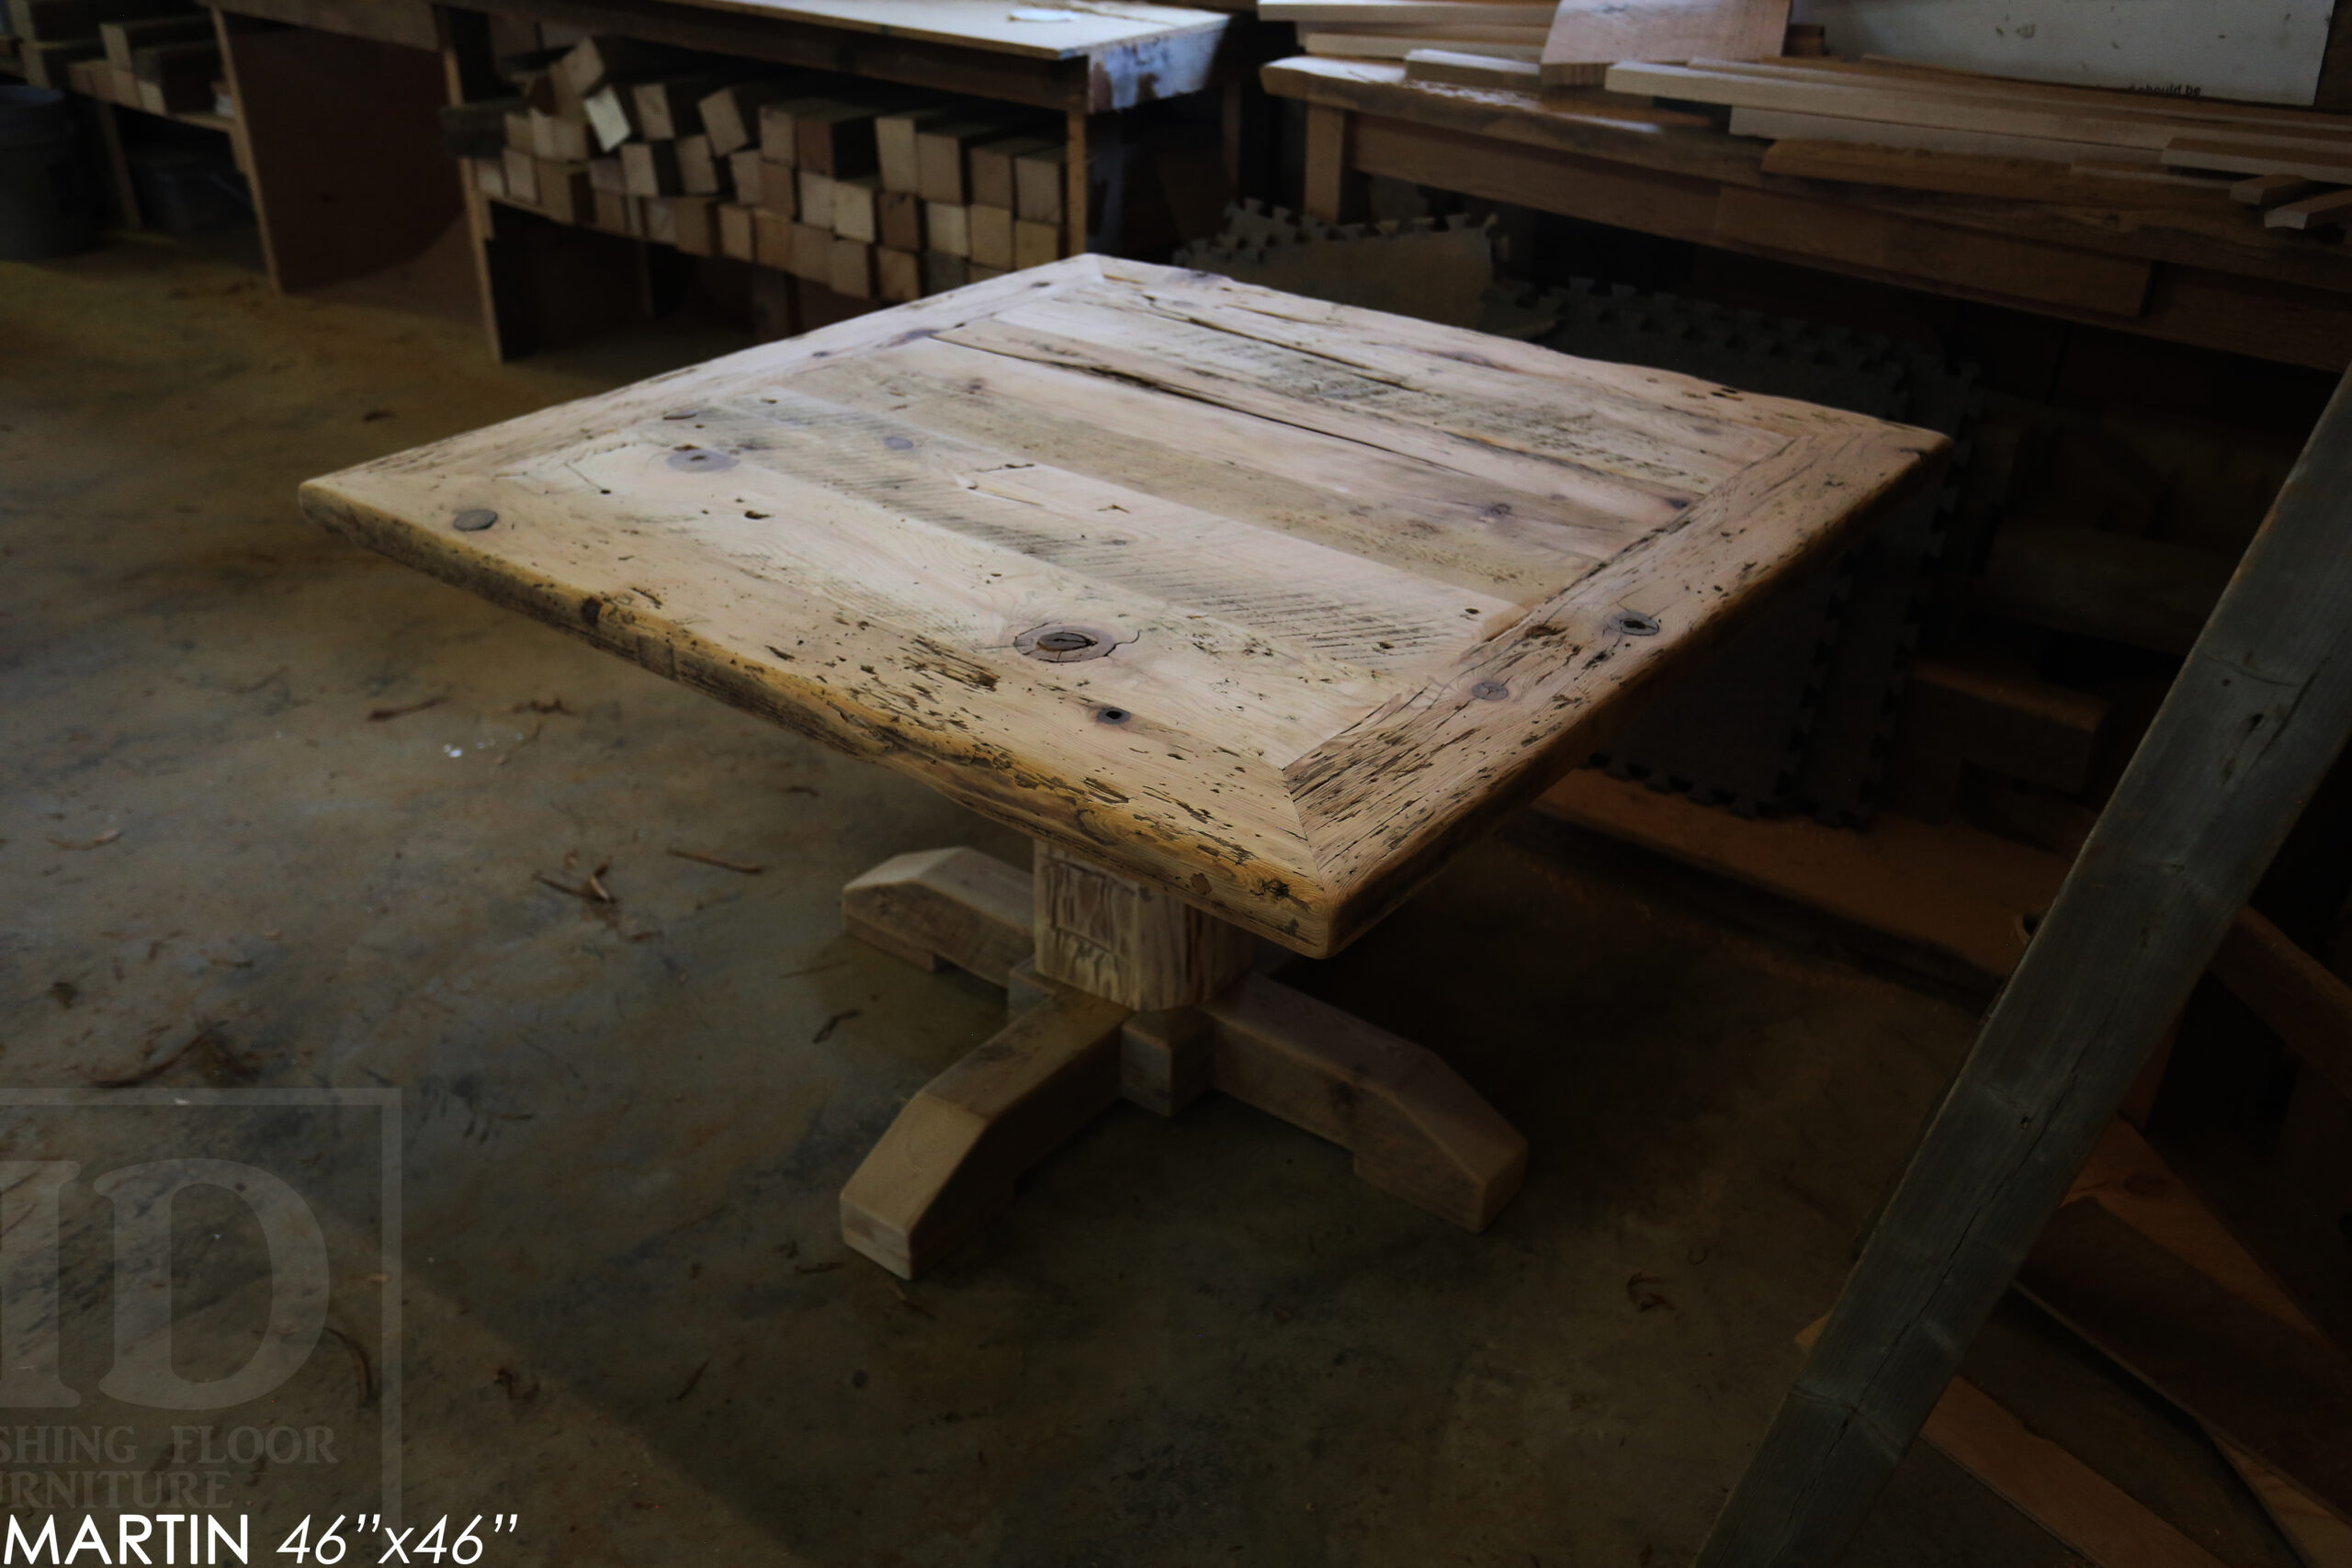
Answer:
top-left (1270, 0), bottom-right (1803, 95)
top-left (458, 35), bottom-right (1071, 302)
top-left (6, 0), bottom-right (215, 106)
top-left (1262, 0), bottom-right (1555, 83)
top-left (1607, 57), bottom-right (2352, 234)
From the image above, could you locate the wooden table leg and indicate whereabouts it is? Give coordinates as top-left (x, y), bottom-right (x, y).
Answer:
top-left (840, 982), bottom-right (1131, 1279)
top-left (1204, 973), bottom-right (1527, 1232)
top-left (1302, 102), bottom-right (1364, 224)
top-left (839, 839), bottom-right (1526, 1271)
top-left (1031, 840), bottom-right (1252, 1010)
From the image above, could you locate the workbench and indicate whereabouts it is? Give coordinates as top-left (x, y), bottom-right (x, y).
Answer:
top-left (184, 0), bottom-right (1249, 351)
top-left (1266, 55), bottom-right (2352, 372)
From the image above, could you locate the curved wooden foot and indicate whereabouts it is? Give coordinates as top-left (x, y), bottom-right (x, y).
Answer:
top-left (1204, 974), bottom-right (1527, 1232)
top-left (842, 847), bottom-right (1033, 985)
top-left (840, 982), bottom-right (1131, 1280)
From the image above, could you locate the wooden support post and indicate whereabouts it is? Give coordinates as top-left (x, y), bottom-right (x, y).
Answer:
top-left (839, 981), bottom-right (1130, 1280)
top-left (840, 840), bottom-right (1526, 1269)
top-left (1696, 367), bottom-right (2352, 1566)
top-left (1064, 106), bottom-right (1087, 256)
top-left (1204, 973), bottom-right (1526, 1231)
top-left (1031, 841), bottom-right (1253, 1012)
top-left (88, 94), bottom-right (140, 229)
top-left (1301, 101), bottom-right (1359, 223)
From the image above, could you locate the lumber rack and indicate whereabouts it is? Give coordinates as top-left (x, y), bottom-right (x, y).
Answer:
top-left (1265, 55), bottom-right (2352, 372)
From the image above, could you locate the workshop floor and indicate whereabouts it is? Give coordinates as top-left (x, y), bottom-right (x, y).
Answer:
top-left (0, 232), bottom-right (2181, 1567)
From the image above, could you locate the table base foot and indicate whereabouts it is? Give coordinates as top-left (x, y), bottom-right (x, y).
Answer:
top-left (838, 845), bottom-right (1526, 1276)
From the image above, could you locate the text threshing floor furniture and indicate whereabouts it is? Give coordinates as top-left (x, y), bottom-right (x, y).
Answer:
top-left (299, 254), bottom-right (1944, 1278)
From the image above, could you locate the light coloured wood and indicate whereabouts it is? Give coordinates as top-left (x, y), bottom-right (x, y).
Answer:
top-left (1013, 219), bottom-right (1061, 270)
top-left (2235, 174), bottom-right (2328, 209)
top-left (1306, 32), bottom-right (1542, 62)
top-left (2071, 1122), bottom-right (2352, 1568)
top-left (1265, 0), bottom-right (1555, 19)
top-left (831, 174), bottom-right (879, 241)
top-left (1928, 1378), bottom-right (2231, 1568)
top-left (301, 256), bottom-right (1936, 957)
top-left (1759, 139), bottom-right (2231, 210)
top-left (1012, 141), bottom-right (1068, 223)
top-left (1729, 104), bottom-right (2160, 165)
top-left (1714, 187), bottom-right (2152, 315)
top-left (1700, 56), bottom-right (2352, 140)
top-left (1033, 842), bottom-right (1255, 1010)
top-left (1404, 47), bottom-right (1543, 92)
top-left (925, 198), bottom-right (971, 255)
top-left (876, 245), bottom-right (922, 302)
top-left (1004, 956), bottom-right (1214, 1117)
top-left (1615, 62), bottom-right (2352, 161)
top-left (2167, 138), bottom-right (2352, 184)
top-left (839, 981), bottom-right (1131, 1279)
top-left (1304, 101), bottom-right (1352, 220)
top-left (2268, 188), bottom-right (2352, 231)
top-left (599, 0), bottom-right (1224, 63)
top-left (842, 846), bottom-right (1035, 985)
top-left (1204, 972), bottom-right (1526, 1230)
top-left (1548, 0), bottom-right (1790, 88)
top-left (2210, 908), bottom-right (2352, 1104)
top-left (968, 203), bottom-right (1014, 268)
top-left (1797, 1), bottom-right (2333, 107)
top-left (1804, 1318), bottom-right (2233, 1568)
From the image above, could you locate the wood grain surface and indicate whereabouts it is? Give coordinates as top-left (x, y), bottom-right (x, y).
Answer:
top-left (301, 256), bottom-right (1939, 954)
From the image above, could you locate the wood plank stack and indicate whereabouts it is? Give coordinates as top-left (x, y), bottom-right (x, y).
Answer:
top-left (1607, 57), bottom-right (2352, 235)
top-left (461, 34), bottom-right (1071, 303)
top-left (7, 0), bottom-right (213, 108)
top-left (1261, 0), bottom-right (1554, 72)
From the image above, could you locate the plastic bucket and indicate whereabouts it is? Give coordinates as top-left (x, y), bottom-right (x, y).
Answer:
top-left (0, 85), bottom-right (98, 261)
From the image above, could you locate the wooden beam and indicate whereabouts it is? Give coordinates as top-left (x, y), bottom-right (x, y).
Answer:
top-left (1713, 187), bottom-right (2153, 317)
top-left (2210, 907), bottom-right (2352, 1104)
top-left (1301, 100), bottom-right (1354, 221)
top-left (2017, 1201), bottom-right (2352, 1526)
top-left (1203, 972), bottom-right (1527, 1231)
top-left (1694, 361), bottom-right (2352, 1567)
top-left (841, 845), bottom-right (1034, 986)
top-left (839, 979), bottom-right (1130, 1279)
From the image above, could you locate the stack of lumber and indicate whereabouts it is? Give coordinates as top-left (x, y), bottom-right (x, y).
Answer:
top-left (1262, 0), bottom-right (1555, 85)
top-left (1542, 0), bottom-right (1790, 88)
top-left (7, 0), bottom-right (213, 107)
top-left (1606, 57), bottom-right (2352, 234)
top-left (457, 35), bottom-right (1070, 301)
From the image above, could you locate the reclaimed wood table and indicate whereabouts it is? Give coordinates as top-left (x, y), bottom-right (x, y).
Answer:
top-left (300, 255), bottom-right (1942, 1278)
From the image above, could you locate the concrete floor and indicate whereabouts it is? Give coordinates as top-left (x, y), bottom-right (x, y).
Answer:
top-left (0, 233), bottom-right (2173, 1565)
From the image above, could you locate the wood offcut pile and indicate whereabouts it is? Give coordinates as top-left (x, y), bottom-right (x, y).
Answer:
top-left (445, 36), bottom-right (1073, 302)
top-left (5, 0), bottom-right (220, 114)
top-left (1268, 0), bottom-right (1796, 92)
top-left (1606, 57), bottom-right (2352, 235)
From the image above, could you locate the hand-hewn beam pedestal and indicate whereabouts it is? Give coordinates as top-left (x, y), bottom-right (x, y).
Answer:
top-left (838, 843), bottom-right (1528, 1278)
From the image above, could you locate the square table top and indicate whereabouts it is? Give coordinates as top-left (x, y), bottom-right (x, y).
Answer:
top-left (301, 256), bottom-right (1942, 956)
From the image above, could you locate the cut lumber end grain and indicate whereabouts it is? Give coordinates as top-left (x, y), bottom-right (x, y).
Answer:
top-left (2266, 188), bottom-right (2352, 231)
top-left (2232, 173), bottom-right (2326, 208)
